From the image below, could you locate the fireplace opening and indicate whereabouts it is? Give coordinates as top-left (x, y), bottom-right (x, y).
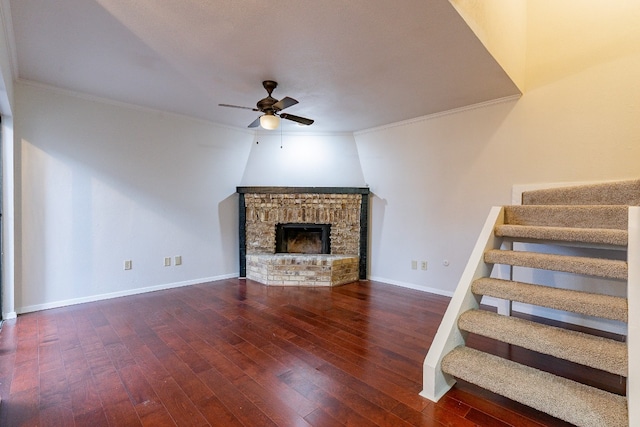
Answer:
top-left (276, 223), bottom-right (331, 254)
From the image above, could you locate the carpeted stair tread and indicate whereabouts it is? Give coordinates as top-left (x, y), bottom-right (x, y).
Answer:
top-left (472, 277), bottom-right (628, 322)
top-left (522, 179), bottom-right (640, 206)
top-left (495, 224), bottom-right (628, 246)
top-left (504, 205), bottom-right (628, 229)
top-left (458, 309), bottom-right (627, 376)
top-left (441, 346), bottom-right (628, 427)
top-left (484, 249), bottom-right (627, 280)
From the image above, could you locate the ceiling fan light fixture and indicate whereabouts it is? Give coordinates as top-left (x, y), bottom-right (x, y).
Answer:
top-left (260, 113), bottom-right (280, 130)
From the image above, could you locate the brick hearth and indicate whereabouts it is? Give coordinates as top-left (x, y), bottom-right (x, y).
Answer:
top-left (246, 254), bottom-right (359, 286)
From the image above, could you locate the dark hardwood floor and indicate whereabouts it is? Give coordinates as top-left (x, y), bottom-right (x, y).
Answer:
top-left (0, 279), bottom-right (622, 426)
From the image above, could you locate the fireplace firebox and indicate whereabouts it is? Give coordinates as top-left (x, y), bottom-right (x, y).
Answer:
top-left (276, 223), bottom-right (331, 254)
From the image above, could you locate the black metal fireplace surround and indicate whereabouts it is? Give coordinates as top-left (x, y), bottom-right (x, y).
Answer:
top-left (236, 186), bottom-right (370, 279)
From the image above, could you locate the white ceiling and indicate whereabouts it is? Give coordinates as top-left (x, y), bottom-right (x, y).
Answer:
top-left (8, 0), bottom-right (520, 133)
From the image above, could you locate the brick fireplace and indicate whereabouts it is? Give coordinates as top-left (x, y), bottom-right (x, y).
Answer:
top-left (236, 187), bottom-right (370, 285)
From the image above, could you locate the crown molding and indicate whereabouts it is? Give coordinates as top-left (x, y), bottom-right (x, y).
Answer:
top-left (16, 78), bottom-right (257, 134)
top-left (354, 94), bottom-right (521, 136)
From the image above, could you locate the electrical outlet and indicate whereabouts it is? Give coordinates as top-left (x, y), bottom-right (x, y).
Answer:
top-left (124, 260), bottom-right (132, 270)
top-left (421, 261), bottom-right (428, 270)
top-left (175, 255), bottom-right (182, 266)
top-left (411, 260), bottom-right (417, 270)
top-left (164, 257), bottom-right (172, 267)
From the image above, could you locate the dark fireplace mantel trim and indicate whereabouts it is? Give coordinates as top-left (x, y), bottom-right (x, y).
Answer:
top-left (237, 186), bottom-right (370, 195)
top-left (236, 186), bottom-right (370, 279)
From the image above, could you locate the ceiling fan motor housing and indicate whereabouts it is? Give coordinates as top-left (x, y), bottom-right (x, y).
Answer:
top-left (257, 97), bottom-right (277, 113)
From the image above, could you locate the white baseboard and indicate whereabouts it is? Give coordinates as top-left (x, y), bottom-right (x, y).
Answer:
top-left (16, 273), bottom-right (239, 314)
top-left (368, 276), bottom-right (454, 297)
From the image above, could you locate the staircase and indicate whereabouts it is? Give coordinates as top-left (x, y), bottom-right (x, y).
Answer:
top-left (421, 180), bottom-right (640, 427)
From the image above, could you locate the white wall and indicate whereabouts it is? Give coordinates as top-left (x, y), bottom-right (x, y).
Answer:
top-left (240, 131), bottom-right (365, 187)
top-left (525, 0), bottom-right (640, 91)
top-left (355, 39), bottom-right (640, 296)
top-left (15, 82), bottom-right (253, 312)
top-left (14, 82), bottom-right (367, 313)
top-left (0, 0), bottom-right (14, 114)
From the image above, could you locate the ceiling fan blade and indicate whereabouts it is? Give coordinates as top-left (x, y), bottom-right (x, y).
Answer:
top-left (219, 103), bottom-right (259, 111)
top-left (280, 113), bottom-right (314, 126)
top-left (273, 97), bottom-right (298, 111)
top-left (248, 117), bottom-right (261, 128)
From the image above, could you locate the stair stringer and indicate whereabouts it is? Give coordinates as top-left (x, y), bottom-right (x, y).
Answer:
top-left (420, 206), bottom-right (505, 401)
top-left (628, 206), bottom-right (639, 427)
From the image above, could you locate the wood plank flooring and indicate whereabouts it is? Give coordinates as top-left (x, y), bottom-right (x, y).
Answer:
top-left (0, 279), bottom-right (624, 426)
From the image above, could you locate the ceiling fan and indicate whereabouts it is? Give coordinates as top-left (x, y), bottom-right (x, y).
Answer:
top-left (219, 80), bottom-right (314, 130)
